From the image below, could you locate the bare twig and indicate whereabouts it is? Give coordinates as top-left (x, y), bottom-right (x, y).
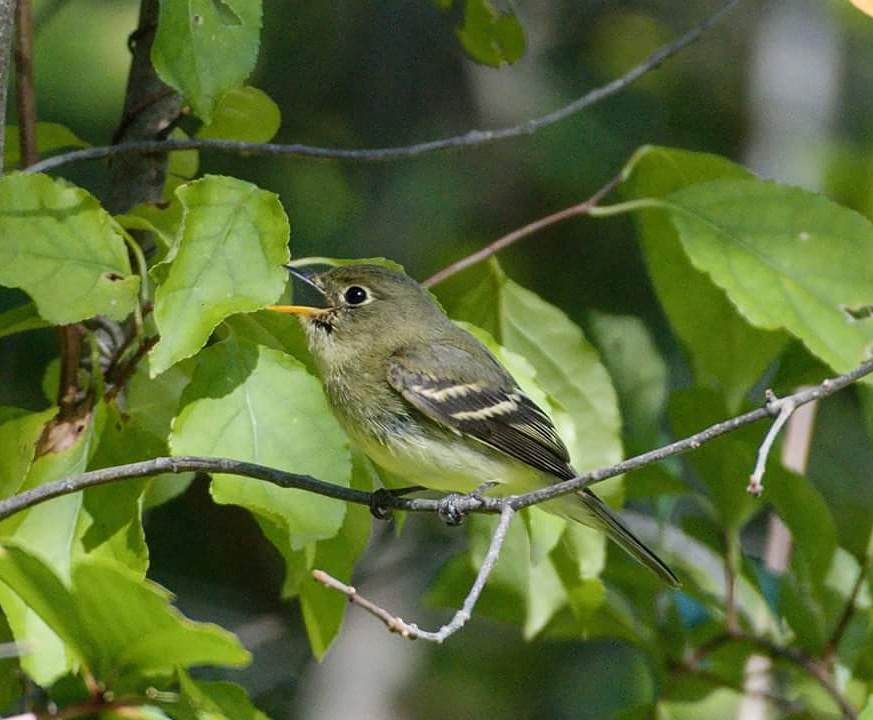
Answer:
top-left (422, 172), bottom-right (624, 288)
top-left (313, 504), bottom-right (516, 642)
top-left (25, 0), bottom-right (740, 176)
top-left (747, 390), bottom-right (796, 495)
top-left (3, 357), bottom-right (873, 523)
top-left (0, 0), bottom-right (15, 175)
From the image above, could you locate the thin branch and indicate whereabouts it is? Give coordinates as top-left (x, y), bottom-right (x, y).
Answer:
top-left (4, 356), bottom-right (872, 525)
top-left (313, 504), bottom-right (516, 642)
top-left (747, 390), bottom-right (795, 495)
top-left (422, 171), bottom-right (624, 288)
top-left (0, 0), bottom-right (15, 175)
top-left (14, 0), bottom-right (36, 168)
top-left (24, 0), bottom-right (740, 176)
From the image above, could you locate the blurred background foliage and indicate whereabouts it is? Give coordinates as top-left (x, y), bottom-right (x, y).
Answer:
top-left (3, 0), bottom-right (873, 718)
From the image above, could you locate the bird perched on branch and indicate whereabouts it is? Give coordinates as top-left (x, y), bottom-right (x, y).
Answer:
top-left (268, 263), bottom-right (678, 586)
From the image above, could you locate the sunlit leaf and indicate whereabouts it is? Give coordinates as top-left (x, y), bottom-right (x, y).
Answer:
top-left (149, 175), bottom-right (290, 375)
top-left (454, 0), bottom-right (525, 67)
top-left (170, 339), bottom-right (350, 551)
top-left (0, 303), bottom-right (52, 340)
top-left (0, 173), bottom-right (139, 324)
top-left (0, 407), bottom-right (56, 499)
top-left (152, 0), bottom-right (263, 121)
top-left (197, 86), bottom-right (280, 143)
top-left (661, 178), bottom-right (873, 378)
top-left (167, 669), bottom-right (270, 720)
top-left (622, 145), bottom-right (787, 411)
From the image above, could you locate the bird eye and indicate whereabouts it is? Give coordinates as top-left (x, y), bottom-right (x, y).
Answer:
top-left (343, 286), bottom-right (369, 305)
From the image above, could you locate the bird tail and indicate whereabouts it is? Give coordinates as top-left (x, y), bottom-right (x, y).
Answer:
top-left (549, 489), bottom-right (680, 587)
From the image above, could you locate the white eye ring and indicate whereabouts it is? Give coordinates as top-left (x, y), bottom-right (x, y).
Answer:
top-left (343, 285), bottom-right (372, 306)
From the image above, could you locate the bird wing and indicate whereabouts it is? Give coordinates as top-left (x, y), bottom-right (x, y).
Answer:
top-left (387, 342), bottom-right (575, 480)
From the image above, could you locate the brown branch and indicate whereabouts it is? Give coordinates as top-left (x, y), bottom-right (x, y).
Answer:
top-left (421, 172), bottom-right (624, 288)
top-left (13, 0), bottom-right (36, 168)
top-left (105, 335), bottom-right (159, 401)
top-left (0, 0), bottom-right (15, 175)
top-left (25, 0), bottom-right (741, 176)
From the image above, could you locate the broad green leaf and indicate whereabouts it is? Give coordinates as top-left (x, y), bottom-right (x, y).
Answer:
top-left (587, 311), bottom-right (668, 452)
top-left (862, 695), bottom-right (873, 720)
top-left (0, 406), bottom-right (99, 684)
top-left (0, 543), bottom-right (90, 663)
top-left (662, 178), bottom-right (873, 377)
top-left (149, 176), bottom-right (290, 375)
top-left (621, 145), bottom-right (787, 411)
top-left (197, 86), bottom-right (280, 142)
top-left (0, 407), bottom-right (56, 499)
top-left (299, 452), bottom-right (372, 658)
top-left (0, 303), bottom-right (51, 339)
top-left (524, 507), bottom-right (565, 566)
top-left (3, 122), bottom-right (88, 169)
top-left (523, 555), bottom-right (566, 639)
top-left (454, 0), bottom-right (525, 67)
top-left (72, 560), bottom-right (249, 684)
top-left (0, 173), bottom-right (139, 324)
top-left (765, 464), bottom-right (837, 583)
top-left (170, 339), bottom-right (350, 551)
top-left (152, 0), bottom-right (263, 121)
top-left (808, 378), bottom-right (873, 559)
top-left (168, 670), bottom-right (270, 720)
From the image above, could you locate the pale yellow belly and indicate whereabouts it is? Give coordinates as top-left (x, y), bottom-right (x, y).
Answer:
top-left (347, 422), bottom-right (548, 495)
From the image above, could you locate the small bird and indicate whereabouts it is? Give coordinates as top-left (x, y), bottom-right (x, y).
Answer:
top-left (268, 263), bottom-right (678, 586)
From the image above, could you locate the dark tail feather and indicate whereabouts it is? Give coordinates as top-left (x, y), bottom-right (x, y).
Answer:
top-left (552, 489), bottom-right (680, 587)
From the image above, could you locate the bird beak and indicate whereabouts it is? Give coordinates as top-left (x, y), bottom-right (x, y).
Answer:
top-left (267, 264), bottom-right (328, 317)
top-left (265, 304), bottom-right (323, 317)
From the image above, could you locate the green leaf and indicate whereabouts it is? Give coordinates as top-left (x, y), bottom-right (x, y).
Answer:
top-left (861, 695), bottom-right (873, 720)
top-left (3, 122), bottom-right (88, 170)
top-left (0, 407), bottom-right (56, 499)
top-left (152, 0), bottom-right (263, 121)
top-left (622, 146), bottom-right (788, 411)
top-left (0, 543), bottom-right (90, 663)
top-left (0, 173), bottom-right (140, 324)
top-left (72, 560), bottom-right (249, 684)
top-left (168, 670), bottom-right (270, 720)
top-left (298, 451), bottom-right (372, 658)
top-left (661, 178), bottom-right (873, 377)
top-left (0, 407), bottom-right (99, 684)
top-left (115, 199), bottom-right (184, 256)
top-left (149, 175), bottom-right (290, 375)
top-left (197, 86), bottom-right (280, 142)
top-left (765, 464), bottom-right (837, 583)
top-left (587, 311), bottom-right (668, 452)
top-left (0, 303), bottom-right (52, 339)
top-left (668, 388), bottom-right (758, 531)
top-left (170, 339), bottom-right (350, 551)
top-left (454, 0), bottom-right (525, 68)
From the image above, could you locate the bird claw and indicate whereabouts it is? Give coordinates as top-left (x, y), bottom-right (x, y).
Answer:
top-left (369, 488), bottom-right (396, 520)
top-left (438, 493), bottom-right (468, 526)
